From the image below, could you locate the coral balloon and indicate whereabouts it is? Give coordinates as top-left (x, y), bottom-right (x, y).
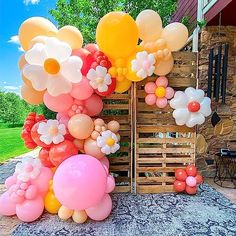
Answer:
top-left (86, 194), bottom-right (112, 221)
top-left (16, 196), bottom-right (44, 222)
top-left (84, 94), bottom-right (103, 116)
top-left (44, 192), bottom-right (61, 214)
top-left (173, 180), bottom-right (186, 192)
top-left (186, 165), bottom-right (197, 176)
top-left (21, 83), bottom-right (44, 105)
top-left (53, 155), bottom-right (107, 210)
top-left (39, 148), bottom-right (54, 168)
top-left (195, 174), bottom-right (203, 184)
top-left (115, 78), bottom-right (132, 93)
top-left (161, 23), bottom-right (188, 51)
top-left (136, 10), bottom-right (162, 41)
top-left (68, 114), bottom-right (94, 139)
top-left (70, 76), bottom-right (94, 100)
top-left (49, 140), bottom-right (78, 167)
top-left (57, 25), bottom-right (83, 50)
top-left (175, 169), bottom-right (187, 181)
top-left (43, 92), bottom-right (73, 113)
top-left (84, 138), bottom-right (105, 159)
top-left (72, 210), bottom-right (88, 224)
top-left (96, 12), bottom-right (138, 59)
top-left (19, 17), bottom-right (57, 51)
top-left (185, 185), bottom-right (197, 195)
top-left (154, 55), bottom-right (174, 76)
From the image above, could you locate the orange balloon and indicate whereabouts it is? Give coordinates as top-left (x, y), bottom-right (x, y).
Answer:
top-left (21, 83), bottom-right (44, 105)
top-left (68, 114), bottom-right (94, 139)
top-left (84, 138), bottom-right (105, 159)
top-left (154, 55), bottom-right (174, 76)
top-left (22, 74), bottom-right (32, 86)
top-left (18, 55), bottom-right (27, 70)
top-left (115, 78), bottom-right (132, 93)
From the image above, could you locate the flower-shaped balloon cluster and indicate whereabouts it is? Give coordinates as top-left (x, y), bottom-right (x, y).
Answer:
top-left (0, 157), bottom-right (53, 222)
top-left (174, 165), bottom-right (203, 195)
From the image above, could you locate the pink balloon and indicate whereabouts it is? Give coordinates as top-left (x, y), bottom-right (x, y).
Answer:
top-left (25, 185), bottom-right (38, 200)
top-left (105, 175), bottom-right (115, 193)
top-left (56, 112), bottom-right (70, 126)
top-left (53, 154), bottom-right (107, 210)
top-left (144, 82), bottom-right (156, 93)
top-left (100, 156), bottom-right (110, 170)
top-left (186, 176), bottom-right (197, 187)
top-left (145, 94), bottom-right (156, 105)
top-left (0, 192), bottom-right (16, 216)
top-left (16, 196), bottom-right (44, 222)
top-left (70, 76), bottom-right (94, 100)
top-left (31, 167), bottom-right (53, 195)
top-left (156, 77), bottom-right (168, 87)
top-left (86, 194), bottom-right (112, 221)
top-left (5, 175), bottom-right (17, 189)
top-left (44, 92), bottom-right (73, 112)
top-left (85, 43), bottom-right (99, 54)
top-left (84, 94), bottom-right (103, 116)
top-left (165, 87), bottom-right (175, 99)
top-left (156, 97), bottom-right (168, 108)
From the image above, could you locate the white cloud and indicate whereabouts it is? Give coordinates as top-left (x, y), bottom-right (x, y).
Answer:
top-left (18, 46), bottom-right (24, 52)
top-left (8, 35), bottom-right (25, 52)
top-left (4, 86), bottom-right (19, 91)
top-left (3, 81), bottom-right (7, 84)
top-left (23, 0), bottom-right (40, 5)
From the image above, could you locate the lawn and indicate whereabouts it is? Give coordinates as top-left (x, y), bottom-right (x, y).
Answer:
top-left (0, 127), bottom-right (29, 162)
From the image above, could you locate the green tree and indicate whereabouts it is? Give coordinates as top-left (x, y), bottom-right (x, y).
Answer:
top-left (50, 0), bottom-right (177, 43)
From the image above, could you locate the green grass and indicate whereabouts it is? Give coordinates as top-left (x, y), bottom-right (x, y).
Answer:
top-left (0, 127), bottom-right (29, 162)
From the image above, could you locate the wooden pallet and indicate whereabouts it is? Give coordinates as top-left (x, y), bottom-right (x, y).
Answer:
top-left (134, 51), bottom-right (197, 193)
top-left (101, 89), bottom-right (133, 193)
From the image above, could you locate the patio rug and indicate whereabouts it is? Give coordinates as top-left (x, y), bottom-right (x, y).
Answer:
top-left (12, 184), bottom-right (236, 236)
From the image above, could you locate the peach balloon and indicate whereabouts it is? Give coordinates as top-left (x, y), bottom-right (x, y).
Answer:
top-left (68, 114), bottom-right (94, 139)
top-left (18, 55), bottom-right (27, 70)
top-left (57, 26), bottom-right (83, 50)
top-left (19, 17), bottom-right (57, 51)
top-left (107, 121), bottom-right (120, 133)
top-left (72, 210), bottom-right (88, 224)
top-left (161, 23), bottom-right (188, 51)
top-left (136, 10), bottom-right (162, 41)
top-left (28, 35), bottom-right (47, 49)
top-left (154, 55), bottom-right (174, 76)
top-left (84, 138), bottom-right (105, 159)
top-left (84, 94), bottom-right (103, 117)
top-left (73, 139), bottom-right (85, 150)
top-left (22, 74), bottom-right (32, 86)
top-left (21, 83), bottom-right (44, 105)
top-left (58, 206), bottom-right (73, 220)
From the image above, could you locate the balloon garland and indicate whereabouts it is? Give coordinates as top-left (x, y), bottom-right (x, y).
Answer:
top-left (0, 9), bottom-right (212, 222)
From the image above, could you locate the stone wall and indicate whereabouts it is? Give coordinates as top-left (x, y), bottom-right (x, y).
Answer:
top-left (197, 26), bottom-right (236, 177)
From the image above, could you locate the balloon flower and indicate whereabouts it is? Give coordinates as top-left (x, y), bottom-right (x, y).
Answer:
top-left (144, 76), bottom-right (174, 108)
top-left (170, 87), bottom-right (212, 127)
top-left (0, 157), bottom-right (53, 222)
top-left (174, 165), bottom-right (203, 195)
top-left (53, 155), bottom-right (115, 222)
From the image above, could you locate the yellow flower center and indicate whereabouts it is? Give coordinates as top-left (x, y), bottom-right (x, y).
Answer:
top-left (96, 77), bottom-right (104, 84)
top-left (49, 126), bottom-right (58, 135)
top-left (155, 86), bottom-right (166, 98)
top-left (44, 58), bottom-right (60, 74)
top-left (106, 138), bottom-right (115, 147)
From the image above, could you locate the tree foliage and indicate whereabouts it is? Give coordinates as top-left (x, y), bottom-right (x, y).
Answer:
top-left (50, 0), bottom-right (177, 43)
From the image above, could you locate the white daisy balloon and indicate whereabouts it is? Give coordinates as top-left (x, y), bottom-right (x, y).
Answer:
top-left (23, 37), bottom-right (83, 96)
top-left (97, 130), bottom-right (120, 155)
top-left (131, 51), bottom-right (156, 79)
top-left (87, 66), bottom-right (112, 92)
top-left (37, 119), bottom-right (66, 145)
top-left (170, 87), bottom-right (212, 127)
top-left (15, 157), bottom-right (42, 182)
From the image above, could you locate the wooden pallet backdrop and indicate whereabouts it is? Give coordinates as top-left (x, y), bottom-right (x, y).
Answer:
top-left (134, 51), bottom-right (197, 193)
top-left (101, 89), bottom-right (133, 193)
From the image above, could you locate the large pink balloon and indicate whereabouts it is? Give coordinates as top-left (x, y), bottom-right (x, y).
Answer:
top-left (53, 154), bottom-right (107, 210)
top-left (70, 76), bottom-right (94, 100)
top-left (43, 92), bottom-right (73, 112)
top-left (84, 94), bottom-right (103, 116)
top-left (0, 192), bottom-right (16, 216)
top-left (100, 156), bottom-right (110, 170)
top-left (16, 196), bottom-right (44, 222)
top-left (86, 194), bottom-right (112, 221)
top-left (105, 175), bottom-right (115, 193)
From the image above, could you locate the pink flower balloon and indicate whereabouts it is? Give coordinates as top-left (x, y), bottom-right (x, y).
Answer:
top-left (155, 76), bottom-right (168, 87)
top-left (70, 76), bottom-right (94, 100)
top-left (44, 92), bottom-right (73, 113)
top-left (86, 194), bottom-right (112, 221)
top-left (165, 87), bottom-right (175, 99)
top-left (156, 98), bottom-right (168, 108)
top-left (186, 176), bottom-right (197, 187)
top-left (144, 82), bottom-right (156, 93)
top-left (53, 154), bottom-right (107, 210)
top-left (145, 94), bottom-right (156, 105)
top-left (105, 175), bottom-right (115, 193)
top-left (0, 192), bottom-right (16, 216)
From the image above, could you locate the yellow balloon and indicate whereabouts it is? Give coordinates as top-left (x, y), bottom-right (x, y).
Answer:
top-left (136, 10), bottom-right (162, 41)
top-left (154, 55), bottom-right (174, 76)
top-left (161, 23), bottom-right (188, 51)
top-left (58, 205), bottom-right (74, 220)
top-left (57, 26), bottom-right (83, 49)
top-left (21, 83), bottom-right (45, 105)
top-left (19, 17), bottom-right (57, 51)
top-left (72, 210), bottom-right (88, 224)
top-left (115, 78), bottom-right (132, 93)
top-left (44, 192), bottom-right (61, 214)
top-left (96, 12), bottom-right (138, 59)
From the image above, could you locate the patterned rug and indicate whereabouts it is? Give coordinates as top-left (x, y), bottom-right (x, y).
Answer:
top-left (12, 184), bottom-right (236, 236)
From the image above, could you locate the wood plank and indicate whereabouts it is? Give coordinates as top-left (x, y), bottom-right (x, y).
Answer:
top-left (137, 125), bottom-right (195, 133)
top-left (137, 185), bottom-right (174, 193)
top-left (137, 147), bottom-right (194, 154)
top-left (137, 176), bottom-right (175, 183)
top-left (137, 137), bottom-right (195, 143)
top-left (137, 157), bottom-right (194, 164)
top-left (136, 166), bottom-right (188, 173)
top-left (114, 186), bottom-right (131, 193)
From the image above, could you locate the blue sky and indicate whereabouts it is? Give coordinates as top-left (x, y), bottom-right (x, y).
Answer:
top-left (0, 0), bottom-right (57, 95)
